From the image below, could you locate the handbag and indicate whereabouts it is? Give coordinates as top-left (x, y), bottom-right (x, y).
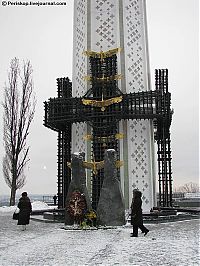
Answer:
top-left (13, 208), bottom-right (20, 220)
top-left (13, 212), bottom-right (19, 220)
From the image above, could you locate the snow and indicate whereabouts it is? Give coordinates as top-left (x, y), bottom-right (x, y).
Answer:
top-left (73, 152), bottom-right (81, 156)
top-left (0, 210), bottom-right (199, 266)
top-left (0, 205), bottom-right (17, 213)
top-left (31, 201), bottom-right (51, 210)
top-left (0, 201), bottom-right (53, 213)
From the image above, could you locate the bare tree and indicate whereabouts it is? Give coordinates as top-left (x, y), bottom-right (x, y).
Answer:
top-left (2, 58), bottom-right (36, 206)
top-left (174, 182), bottom-right (200, 193)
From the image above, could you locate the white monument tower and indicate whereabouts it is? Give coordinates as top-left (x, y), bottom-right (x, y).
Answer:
top-left (71, 0), bottom-right (156, 211)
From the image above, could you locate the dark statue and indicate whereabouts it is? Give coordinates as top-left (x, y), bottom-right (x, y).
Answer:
top-left (97, 149), bottom-right (125, 226)
top-left (65, 152), bottom-right (92, 225)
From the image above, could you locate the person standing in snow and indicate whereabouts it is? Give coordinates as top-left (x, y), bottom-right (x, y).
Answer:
top-left (17, 192), bottom-right (32, 231)
top-left (130, 189), bottom-right (149, 237)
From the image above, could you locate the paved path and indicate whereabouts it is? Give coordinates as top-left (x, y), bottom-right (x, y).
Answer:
top-left (0, 212), bottom-right (199, 266)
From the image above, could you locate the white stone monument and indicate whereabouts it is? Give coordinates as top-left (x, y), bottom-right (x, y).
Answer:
top-left (71, 0), bottom-right (156, 211)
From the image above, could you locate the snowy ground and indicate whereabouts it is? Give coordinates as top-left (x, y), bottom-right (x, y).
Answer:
top-left (0, 205), bottom-right (199, 266)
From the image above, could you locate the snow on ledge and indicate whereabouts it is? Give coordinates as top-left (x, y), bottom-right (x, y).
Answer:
top-left (0, 201), bottom-right (53, 213)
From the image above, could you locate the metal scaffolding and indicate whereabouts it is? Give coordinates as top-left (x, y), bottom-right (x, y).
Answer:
top-left (44, 51), bottom-right (173, 209)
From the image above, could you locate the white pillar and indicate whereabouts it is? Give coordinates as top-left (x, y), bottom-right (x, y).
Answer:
top-left (72, 0), bottom-right (156, 212)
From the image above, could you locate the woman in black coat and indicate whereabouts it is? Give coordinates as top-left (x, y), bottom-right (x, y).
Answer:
top-left (130, 190), bottom-right (149, 237)
top-left (17, 192), bottom-right (32, 230)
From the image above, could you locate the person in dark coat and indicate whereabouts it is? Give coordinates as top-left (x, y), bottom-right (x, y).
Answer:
top-left (53, 195), bottom-right (57, 205)
top-left (130, 189), bottom-right (149, 237)
top-left (17, 192), bottom-right (32, 231)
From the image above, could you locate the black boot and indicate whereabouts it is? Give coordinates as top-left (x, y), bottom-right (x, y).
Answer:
top-left (130, 233), bottom-right (138, 237)
top-left (144, 229), bottom-right (149, 236)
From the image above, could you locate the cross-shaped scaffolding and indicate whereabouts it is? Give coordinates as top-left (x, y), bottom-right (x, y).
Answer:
top-left (44, 49), bottom-right (173, 209)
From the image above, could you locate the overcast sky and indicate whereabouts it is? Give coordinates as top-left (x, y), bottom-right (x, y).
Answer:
top-left (0, 0), bottom-right (199, 196)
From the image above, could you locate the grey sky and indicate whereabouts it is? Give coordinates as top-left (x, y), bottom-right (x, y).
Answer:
top-left (0, 0), bottom-right (199, 195)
